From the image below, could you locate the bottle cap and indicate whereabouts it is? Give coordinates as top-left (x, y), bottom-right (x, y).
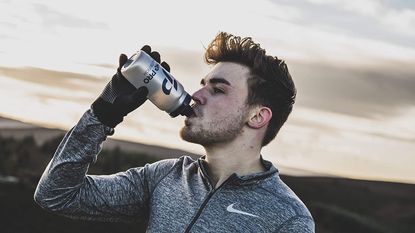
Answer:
top-left (169, 94), bottom-right (193, 117)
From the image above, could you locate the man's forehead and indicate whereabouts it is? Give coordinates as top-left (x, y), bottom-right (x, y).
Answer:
top-left (203, 62), bottom-right (250, 86)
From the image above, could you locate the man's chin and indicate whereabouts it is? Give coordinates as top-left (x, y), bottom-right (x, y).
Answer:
top-left (179, 127), bottom-right (204, 145)
top-left (180, 127), bottom-right (194, 143)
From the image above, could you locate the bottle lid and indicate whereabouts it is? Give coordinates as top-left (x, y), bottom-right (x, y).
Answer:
top-left (169, 94), bottom-right (194, 117)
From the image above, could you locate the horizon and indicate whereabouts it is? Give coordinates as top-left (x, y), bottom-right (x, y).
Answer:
top-left (1, 113), bottom-right (413, 185)
top-left (1, 0), bottom-right (414, 184)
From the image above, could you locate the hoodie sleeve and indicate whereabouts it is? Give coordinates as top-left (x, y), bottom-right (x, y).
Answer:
top-left (34, 109), bottom-right (176, 222)
top-left (276, 215), bottom-right (315, 233)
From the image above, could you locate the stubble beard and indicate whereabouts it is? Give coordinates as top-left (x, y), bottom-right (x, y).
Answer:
top-left (180, 107), bottom-right (247, 146)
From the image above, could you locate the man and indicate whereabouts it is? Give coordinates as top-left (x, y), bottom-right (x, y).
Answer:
top-left (35, 32), bottom-right (315, 232)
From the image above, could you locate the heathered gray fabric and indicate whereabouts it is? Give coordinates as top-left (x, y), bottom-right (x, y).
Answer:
top-left (34, 109), bottom-right (315, 232)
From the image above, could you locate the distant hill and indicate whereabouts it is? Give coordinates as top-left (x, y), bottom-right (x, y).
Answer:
top-left (0, 115), bottom-right (200, 160)
top-left (0, 116), bottom-right (65, 145)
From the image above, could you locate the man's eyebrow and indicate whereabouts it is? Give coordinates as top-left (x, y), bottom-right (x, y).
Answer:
top-left (200, 77), bottom-right (231, 86)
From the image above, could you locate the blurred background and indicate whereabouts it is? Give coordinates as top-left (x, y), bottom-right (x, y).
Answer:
top-left (0, 0), bottom-right (414, 232)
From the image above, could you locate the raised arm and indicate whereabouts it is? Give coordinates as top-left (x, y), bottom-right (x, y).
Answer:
top-left (34, 47), bottom-right (174, 222)
top-left (34, 110), bottom-right (149, 221)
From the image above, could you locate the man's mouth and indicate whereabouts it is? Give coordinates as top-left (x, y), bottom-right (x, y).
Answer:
top-left (187, 111), bottom-right (196, 118)
top-left (188, 105), bottom-right (200, 118)
top-left (184, 107), bottom-right (200, 126)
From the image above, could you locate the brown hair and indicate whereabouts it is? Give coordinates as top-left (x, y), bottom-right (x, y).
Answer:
top-left (204, 32), bottom-right (296, 146)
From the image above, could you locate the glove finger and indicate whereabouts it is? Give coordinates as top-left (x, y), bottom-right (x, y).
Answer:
top-left (161, 61), bottom-right (170, 72)
top-left (150, 51), bottom-right (161, 63)
top-left (141, 45), bottom-right (151, 54)
top-left (136, 86), bottom-right (149, 98)
top-left (129, 86), bottom-right (149, 110)
top-left (115, 86), bottom-right (148, 115)
top-left (119, 53), bottom-right (128, 68)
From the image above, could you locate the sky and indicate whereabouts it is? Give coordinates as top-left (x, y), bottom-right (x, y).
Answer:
top-left (0, 0), bottom-right (414, 184)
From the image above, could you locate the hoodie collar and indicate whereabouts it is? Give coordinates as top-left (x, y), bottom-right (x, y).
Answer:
top-left (197, 155), bottom-right (278, 187)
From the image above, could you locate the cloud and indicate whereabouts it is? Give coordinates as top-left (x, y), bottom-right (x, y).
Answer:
top-left (0, 21), bottom-right (16, 29)
top-left (303, 0), bottom-right (415, 37)
top-left (0, 66), bottom-right (104, 92)
top-left (268, 0), bottom-right (415, 52)
top-left (366, 131), bottom-right (415, 144)
top-left (32, 3), bottom-right (108, 30)
top-left (0, 34), bottom-right (15, 40)
top-left (84, 63), bottom-right (117, 69)
top-left (291, 60), bottom-right (415, 119)
top-left (34, 92), bottom-right (92, 104)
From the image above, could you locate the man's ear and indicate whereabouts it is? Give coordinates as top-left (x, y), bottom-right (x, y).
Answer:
top-left (247, 106), bottom-right (272, 129)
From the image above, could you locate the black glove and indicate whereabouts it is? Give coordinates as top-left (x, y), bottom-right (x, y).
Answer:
top-left (92, 45), bottom-right (171, 128)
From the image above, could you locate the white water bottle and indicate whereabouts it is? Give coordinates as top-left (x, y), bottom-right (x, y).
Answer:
top-left (121, 51), bottom-right (193, 117)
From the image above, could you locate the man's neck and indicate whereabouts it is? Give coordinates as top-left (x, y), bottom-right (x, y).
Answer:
top-left (203, 139), bottom-right (265, 189)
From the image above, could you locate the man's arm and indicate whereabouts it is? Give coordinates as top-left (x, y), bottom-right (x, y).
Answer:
top-left (34, 46), bottom-right (174, 222)
top-left (34, 110), bottom-right (142, 222)
top-left (34, 109), bottom-right (177, 222)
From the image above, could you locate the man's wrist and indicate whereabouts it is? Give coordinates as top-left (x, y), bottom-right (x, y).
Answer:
top-left (91, 97), bottom-right (124, 128)
top-left (90, 104), bottom-right (116, 135)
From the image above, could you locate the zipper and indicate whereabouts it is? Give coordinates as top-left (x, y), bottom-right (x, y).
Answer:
top-left (183, 175), bottom-right (235, 233)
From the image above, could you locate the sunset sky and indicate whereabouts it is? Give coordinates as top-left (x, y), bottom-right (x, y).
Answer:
top-left (1, 0), bottom-right (414, 184)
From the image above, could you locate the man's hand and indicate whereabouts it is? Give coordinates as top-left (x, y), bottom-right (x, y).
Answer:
top-left (91, 45), bottom-right (171, 128)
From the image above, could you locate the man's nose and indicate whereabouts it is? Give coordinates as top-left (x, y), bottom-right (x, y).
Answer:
top-left (191, 88), bottom-right (206, 105)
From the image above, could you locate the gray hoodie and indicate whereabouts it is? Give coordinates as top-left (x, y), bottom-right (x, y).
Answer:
top-left (34, 110), bottom-right (315, 232)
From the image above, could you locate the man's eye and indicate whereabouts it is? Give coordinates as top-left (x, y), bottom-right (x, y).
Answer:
top-left (213, 88), bottom-right (224, 94)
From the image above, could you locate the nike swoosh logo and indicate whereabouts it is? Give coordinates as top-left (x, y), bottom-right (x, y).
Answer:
top-left (226, 203), bottom-right (259, 218)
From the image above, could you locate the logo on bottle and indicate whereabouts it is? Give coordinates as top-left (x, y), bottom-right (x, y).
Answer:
top-left (162, 69), bottom-right (178, 95)
top-left (144, 63), bottom-right (160, 84)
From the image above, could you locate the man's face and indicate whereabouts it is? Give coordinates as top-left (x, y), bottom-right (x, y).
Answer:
top-left (180, 62), bottom-right (251, 146)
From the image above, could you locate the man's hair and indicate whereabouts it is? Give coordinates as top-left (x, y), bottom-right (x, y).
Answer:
top-left (204, 32), bottom-right (296, 146)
